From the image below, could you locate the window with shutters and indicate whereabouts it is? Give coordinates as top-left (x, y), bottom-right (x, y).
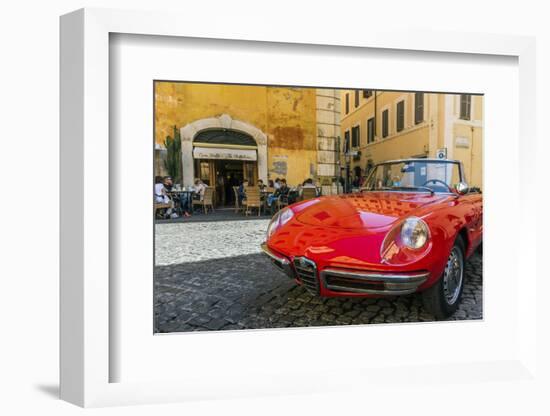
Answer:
top-left (382, 109), bottom-right (389, 138)
top-left (396, 100), bottom-right (405, 132)
top-left (354, 90), bottom-right (359, 107)
top-left (345, 93), bottom-right (349, 114)
top-left (459, 94), bottom-right (471, 120)
top-left (367, 117), bottom-right (375, 144)
top-left (414, 92), bottom-right (424, 124)
top-left (344, 130), bottom-right (350, 153)
top-left (351, 125), bottom-right (360, 148)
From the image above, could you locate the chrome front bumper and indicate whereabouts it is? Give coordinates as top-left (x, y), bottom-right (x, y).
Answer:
top-left (320, 268), bottom-right (429, 295)
top-left (260, 243), bottom-right (428, 295)
top-left (260, 243), bottom-right (294, 279)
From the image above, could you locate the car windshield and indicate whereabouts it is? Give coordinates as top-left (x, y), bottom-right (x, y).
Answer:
top-left (364, 160), bottom-right (462, 193)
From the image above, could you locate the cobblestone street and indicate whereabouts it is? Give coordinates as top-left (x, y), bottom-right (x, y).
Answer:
top-left (155, 217), bottom-right (483, 333)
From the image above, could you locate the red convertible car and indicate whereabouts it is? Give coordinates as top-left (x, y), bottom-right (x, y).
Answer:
top-left (261, 158), bottom-right (482, 319)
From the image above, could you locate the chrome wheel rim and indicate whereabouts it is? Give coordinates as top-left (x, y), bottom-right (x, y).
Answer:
top-left (442, 247), bottom-right (464, 305)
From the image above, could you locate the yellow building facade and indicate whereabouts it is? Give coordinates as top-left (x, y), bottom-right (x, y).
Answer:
top-left (154, 82), bottom-right (340, 196)
top-left (340, 90), bottom-right (483, 189)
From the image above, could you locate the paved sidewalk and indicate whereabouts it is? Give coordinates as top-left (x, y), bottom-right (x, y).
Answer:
top-left (155, 219), bottom-right (270, 265)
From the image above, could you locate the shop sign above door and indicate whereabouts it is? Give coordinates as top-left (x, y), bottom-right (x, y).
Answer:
top-left (193, 147), bottom-right (257, 161)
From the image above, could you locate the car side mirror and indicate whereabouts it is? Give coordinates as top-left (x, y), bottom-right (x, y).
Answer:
top-left (455, 182), bottom-right (469, 195)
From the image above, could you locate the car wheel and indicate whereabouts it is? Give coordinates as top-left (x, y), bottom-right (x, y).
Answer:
top-left (422, 236), bottom-right (465, 320)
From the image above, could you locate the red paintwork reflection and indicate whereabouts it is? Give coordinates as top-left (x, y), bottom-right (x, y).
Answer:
top-left (266, 190), bottom-right (483, 297)
top-left (295, 192), bottom-right (451, 229)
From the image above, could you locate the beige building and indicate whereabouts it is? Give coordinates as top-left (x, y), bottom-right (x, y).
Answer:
top-left (155, 82), bottom-right (341, 194)
top-left (339, 90), bottom-right (483, 189)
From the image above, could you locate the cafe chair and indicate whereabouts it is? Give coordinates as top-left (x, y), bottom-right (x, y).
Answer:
top-left (244, 186), bottom-right (262, 216)
top-left (154, 198), bottom-right (173, 219)
top-left (276, 193), bottom-right (289, 211)
top-left (192, 187), bottom-right (214, 214)
top-left (301, 187), bottom-right (317, 201)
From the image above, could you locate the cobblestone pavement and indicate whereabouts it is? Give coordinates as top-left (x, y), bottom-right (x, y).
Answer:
top-left (155, 220), bottom-right (482, 333)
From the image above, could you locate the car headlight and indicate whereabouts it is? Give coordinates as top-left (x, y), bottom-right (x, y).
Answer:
top-left (267, 211), bottom-right (281, 239)
top-left (400, 217), bottom-right (429, 249)
top-left (266, 208), bottom-right (294, 239)
top-left (279, 207), bottom-right (294, 226)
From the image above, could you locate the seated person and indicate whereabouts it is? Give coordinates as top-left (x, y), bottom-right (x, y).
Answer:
top-left (267, 178), bottom-right (289, 209)
top-left (299, 178), bottom-right (317, 197)
top-left (278, 179), bottom-right (289, 194)
top-left (164, 176), bottom-right (191, 217)
top-left (258, 179), bottom-right (266, 191)
top-left (192, 179), bottom-right (206, 201)
top-left (155, 176), bottom-right (170, 204)
top-left (162, 176), bottom-right (173, 192)
top-left (154, 176), bottom-right (177, 218)
top-left (164, 175), bottom-right (187, 216)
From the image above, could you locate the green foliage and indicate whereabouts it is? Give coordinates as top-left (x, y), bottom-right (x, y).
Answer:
top-left (163, 125), bottom-right (182, 183)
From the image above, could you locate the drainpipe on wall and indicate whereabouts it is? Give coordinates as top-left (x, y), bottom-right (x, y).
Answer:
top-left (374, 90), bottom-right (377, 141)
top-left (470, 125), bottom-right (474, 184)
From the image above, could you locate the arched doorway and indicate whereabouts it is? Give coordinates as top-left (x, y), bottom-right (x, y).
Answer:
top-left (180, 114), bottom-right (268, 206)
top-left (193, 129), bottom-right (258, 206)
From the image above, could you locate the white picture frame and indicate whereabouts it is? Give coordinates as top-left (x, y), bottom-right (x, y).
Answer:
top-left (60, 7), bottom-right (540, 408)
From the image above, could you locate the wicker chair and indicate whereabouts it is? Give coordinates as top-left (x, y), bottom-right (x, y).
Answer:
top-left (192, 187), bottom-right (214, 214)
top-left (301, 187), bottom-right (317, 201)
top-left (154, 201), bottom-right (172, 219)
top-left (243, 186), bottom-right (262, 216)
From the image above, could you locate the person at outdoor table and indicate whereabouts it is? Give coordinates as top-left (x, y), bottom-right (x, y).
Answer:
top-left (165, 176), bottom-right (191, 217)
top-left (258, 179), bottom-right (266, 190)
top-left (155, 176), bottom-right (178, 218)
top-left (274, 178), bottom-right (281, 190)
top-left (163, 176), bottom-right (173, 192)
top-left (162, 176), bottom-right (189, 217)
top-left (268, 179), bottom-right (274, 188)
top-left (299, 178), bottom-right (317, 197)
top-left (192, 179), bottom-right (206, 201)
top-left (267, 178), bottom-right (289, 211)
top-left (155, 176), bottom-right (170, 204)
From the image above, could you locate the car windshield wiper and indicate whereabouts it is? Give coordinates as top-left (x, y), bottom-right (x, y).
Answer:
top-left (367, 186), bottom-right (434, 195)
top-left (391, 186), bottom-right (434, 194)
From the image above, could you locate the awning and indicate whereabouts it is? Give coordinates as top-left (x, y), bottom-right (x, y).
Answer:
top-left (193, 146), bottom-right (257, 161)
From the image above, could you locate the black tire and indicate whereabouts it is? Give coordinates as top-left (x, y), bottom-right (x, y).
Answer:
top-left (422, 236), bottom-right (466, 320)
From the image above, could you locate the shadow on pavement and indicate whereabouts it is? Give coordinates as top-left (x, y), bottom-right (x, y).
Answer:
top-left (154, 252), bottom-right (483, 333)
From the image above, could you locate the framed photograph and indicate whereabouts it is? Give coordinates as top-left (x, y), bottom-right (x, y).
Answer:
top-left (60, 7), bottom-right (539, 408)
top-left (152, 80), bottom-right (484, 334)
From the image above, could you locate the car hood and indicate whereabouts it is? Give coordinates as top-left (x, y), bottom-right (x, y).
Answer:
top-left (294, 192), bottom-right (452, 230)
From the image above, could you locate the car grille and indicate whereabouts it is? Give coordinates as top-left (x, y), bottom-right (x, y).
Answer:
top-left (323, 274), bottom-right (385, 292)
top-left (320, 268), bottom-right (429, 295)
top-left (293, 257), bottom-right (319, 295)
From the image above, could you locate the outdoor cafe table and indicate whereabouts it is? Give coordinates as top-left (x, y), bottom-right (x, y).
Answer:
top-left (166, 189), bottom-right (195, 214)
